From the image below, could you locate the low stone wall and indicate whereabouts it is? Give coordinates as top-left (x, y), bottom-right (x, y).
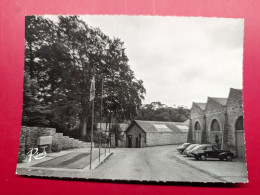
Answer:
top-left (23, 126), bottom-right (56, 153)
top-left (146, 132), bottom-right (187, 146)
top-left (17, 126), bottom-right (92, 163)
top-left (18, 128), bottom-right (26, 162)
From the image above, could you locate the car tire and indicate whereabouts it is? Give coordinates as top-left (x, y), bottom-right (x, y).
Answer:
top-left (201, 155), bottom-right (206, 161)
top-left (226, 155), bottom-right (233, 161)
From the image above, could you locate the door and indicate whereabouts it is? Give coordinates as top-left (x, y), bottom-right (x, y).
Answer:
top-left (236, 131), bottom-right (245, 159)
top-left (205, 146), bottom-right (214, 158)
top-left (135, 137), bottom-right (139, 148)
top-left (195, 130), bottom-right (201, 144)
top-left (128, 135), bottom-right (132, 148)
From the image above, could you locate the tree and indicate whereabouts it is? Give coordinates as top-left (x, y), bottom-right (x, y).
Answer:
top-left (137, 101), bottom-right (190, 122)
top-left (23, 16), bottom-right (146, 140)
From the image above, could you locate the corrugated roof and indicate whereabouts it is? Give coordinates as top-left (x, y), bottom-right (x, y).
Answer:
top-left (194, 102), bottom-right (206, 110)
top-left (133, 120), bottom-right (188, 133)
top-left (210, 97), bottom-right (228, 106)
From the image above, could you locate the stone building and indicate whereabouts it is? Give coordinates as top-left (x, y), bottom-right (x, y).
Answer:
top-left (125, 120), bottom-right (188, 148)
top-left (189, 88), bottom-right (245, 158)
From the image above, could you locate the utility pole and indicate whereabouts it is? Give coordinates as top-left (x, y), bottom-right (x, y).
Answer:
top-left (89, 68), bottom-right (95, 170)
top-left (98, 77), bottom-right (103, 162)
top-left (109, 94), bottom-right (112, 153)
top-left (105, 95), bottom-right (108, 157)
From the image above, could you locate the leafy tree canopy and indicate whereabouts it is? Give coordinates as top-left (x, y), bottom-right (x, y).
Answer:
top-left (136, 101), bottom-right (190, 122)
top-left (23, 16), bottom-right (146, 140)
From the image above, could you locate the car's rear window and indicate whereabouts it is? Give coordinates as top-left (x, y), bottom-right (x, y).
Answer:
top-left (200, 146), bottom-right (207, 150)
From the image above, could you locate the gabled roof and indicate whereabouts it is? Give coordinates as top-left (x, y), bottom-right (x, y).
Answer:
top-left (130, 120), bottom-right (188, 133)
top-left (183, 119), bottom-right (190, 126)
top-left (194, 102), bottom-right (206, 110)
top-left (118, 123), bottom-right (129, 132)
top-left (209, 97), bottom-right (228, 106)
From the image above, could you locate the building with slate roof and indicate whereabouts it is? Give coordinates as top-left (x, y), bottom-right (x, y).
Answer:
top-left (189, 88), bottom-right (245, 158)
top-left (125, 120), bottom-right (188, 148)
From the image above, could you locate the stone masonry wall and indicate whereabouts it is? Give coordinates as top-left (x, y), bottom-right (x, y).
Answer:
top-left (146, 132), bottom-right (187, 146)
top-left (17, 127), bottom-right (26, 162)
top-left (205, 98), bottom-right (226, 148)
top-left (23, 126), bottom-right (56, 153)
top-left (190, 116), bottom-right (205, 144)
top-left (17, 126), bottom-right (56, 162)
top-left (190, 103), bottom-right (205, 144)
top-left (224, 89), bottom-right (243, 154)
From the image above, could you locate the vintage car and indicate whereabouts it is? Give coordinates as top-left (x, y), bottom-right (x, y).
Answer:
top-left (177, 143), bottom-right (191, 154)
top-left (191, 144), bottom-right (234, 161)
top-left (183, 144), bottom-right (200, 156)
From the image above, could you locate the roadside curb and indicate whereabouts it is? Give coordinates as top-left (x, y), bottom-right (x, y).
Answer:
top-left (16, 151), bottom-right (113, 176)
top-left (84, 152), bottom-right (113, 171)
top-left (169, 152), bottom-right (228, 183)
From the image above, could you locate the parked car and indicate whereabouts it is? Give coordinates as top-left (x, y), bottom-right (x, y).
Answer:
top-left (177, 143), bottom-right (191, 154)
top-left (183, 144), bottom-right (200, 156)
top-left (191, 144), bottom-right (234, 161)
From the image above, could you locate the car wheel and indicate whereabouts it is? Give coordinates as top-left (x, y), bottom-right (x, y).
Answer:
top-left (226, 155), bottom-right (233, 161)
top-left (201, 155), bottom-right (206, 161)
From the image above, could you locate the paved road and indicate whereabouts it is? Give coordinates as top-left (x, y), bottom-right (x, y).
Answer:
top-left (17, 145), bottom-right (246, 182)
top-left (85, 145), bottom-right (223, 182)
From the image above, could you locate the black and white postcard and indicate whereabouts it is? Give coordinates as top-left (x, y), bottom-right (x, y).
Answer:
top-left (16, 15), bottom-right (247, 183)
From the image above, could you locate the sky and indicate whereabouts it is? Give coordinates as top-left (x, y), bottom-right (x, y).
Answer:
top-left (47, 15), bottom-right (244, 108)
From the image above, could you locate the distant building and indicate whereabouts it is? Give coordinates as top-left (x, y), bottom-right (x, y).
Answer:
top-left (125, 120), bottom-right (188, 148)
top-left (189, 88), bottom-right (245, 158)
top-left (97, 122), bottom-right (130, 148)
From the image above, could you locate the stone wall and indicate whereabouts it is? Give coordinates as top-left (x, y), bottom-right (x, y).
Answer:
top-left (22, 126), bottom-right (56, 153)
top-left (204, 98), bottom-right (227, 147)
top-left (17, 127), bottom-right (26, 162)
top-left (190, 116), bottom-right (205, 144)
top-left (224, 88), bottom-right (244, 154)
top-left (17, 126), bottom-right (91, 163)
top-left (190, 103), bottom-right (206, 144)
top-left (146, 132), bottom-right (187, 146)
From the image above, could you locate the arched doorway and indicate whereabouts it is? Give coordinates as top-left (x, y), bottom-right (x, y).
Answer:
top-left (235, 116), bottom-right (245, 159)
top-left (194, 121), bottom-right (202, 144)
top-left (211, 119), bottom-right (220, 132)
top-left (210, 119), bottom-right (221, 147)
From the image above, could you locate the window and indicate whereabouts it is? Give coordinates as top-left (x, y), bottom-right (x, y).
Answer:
top-left (194, 121), bottom-right (201, 130)
top-left (211, 119), bottom-right (220, 131)
top-left (235, 116), bottom-right (244, 130)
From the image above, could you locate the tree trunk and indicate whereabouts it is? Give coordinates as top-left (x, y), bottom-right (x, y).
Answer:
top-left (81, 118), bottom-right (87, 138)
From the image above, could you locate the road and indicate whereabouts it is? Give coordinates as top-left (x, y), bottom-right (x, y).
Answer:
top-left (84, 145), bottom-right (224, 182)
top-left (17, 145), bottom-right (247, 182)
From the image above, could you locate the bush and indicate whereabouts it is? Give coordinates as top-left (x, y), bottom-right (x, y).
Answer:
top-left (51, 135), bottom-right (63, 152)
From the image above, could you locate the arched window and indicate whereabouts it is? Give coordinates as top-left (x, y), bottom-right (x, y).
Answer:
top-left (235, 116), bottom-right (244, 130)
top-left (194, 121), bottom-right (201, 130)
top-left (211, 119), bottom-right (220, 131)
